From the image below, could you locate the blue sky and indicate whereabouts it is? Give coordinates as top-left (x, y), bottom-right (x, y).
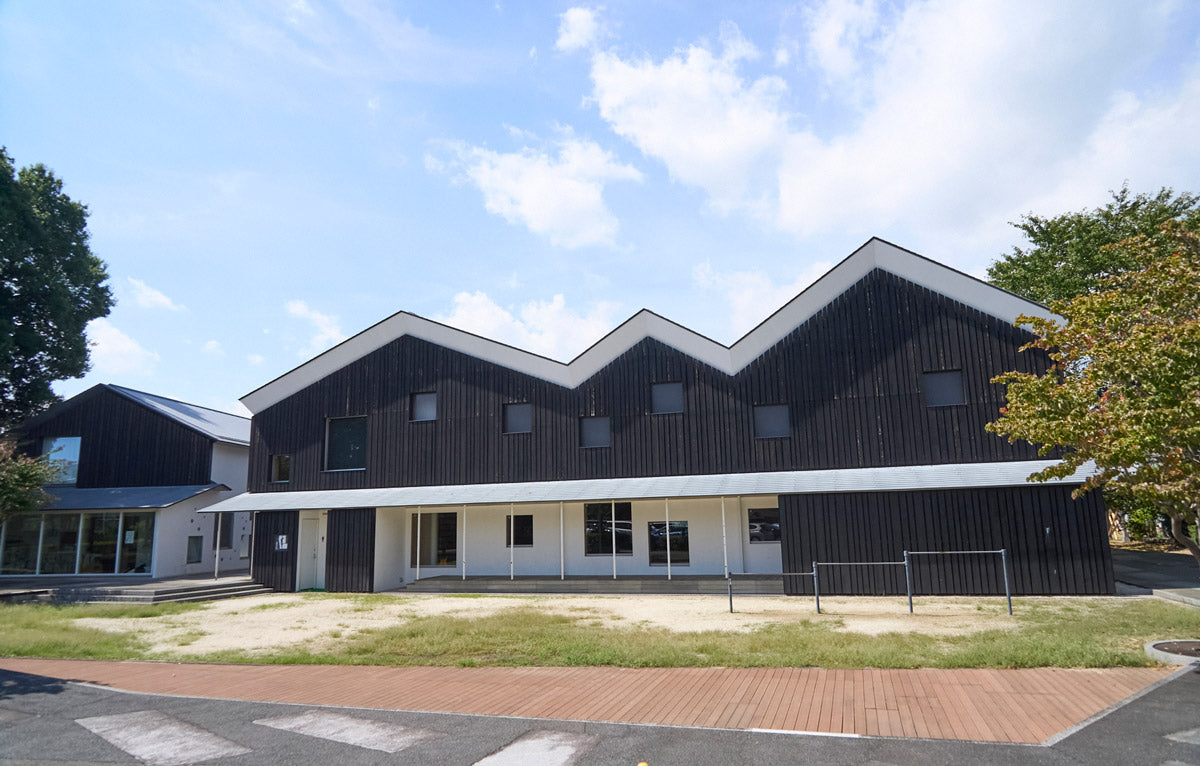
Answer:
top-left (2, 0), bottom-right (1198, 415)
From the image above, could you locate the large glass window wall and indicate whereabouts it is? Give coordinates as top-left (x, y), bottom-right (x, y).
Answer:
top-left (0, 512), bottom-right (156, 576)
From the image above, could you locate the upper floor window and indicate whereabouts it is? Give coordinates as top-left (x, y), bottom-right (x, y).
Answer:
top-left (923, 370), bottom-right (965, 407)
top-left (503, 403), bottom-right (532, 434)
top-left (325, 416), bottom-right (367, 471)
top-left (580, 416), bottom-right (611, 448)
top-left (753, 404), bottom-right (790, 439)
top-left (42, 436), bottom-right (81, 484)
top-left (270, 454), bottom-right (292, 483)
top-left (411, 392), bottom-right (437, 422)
top-left (651, 382), bottom-right (684, 414)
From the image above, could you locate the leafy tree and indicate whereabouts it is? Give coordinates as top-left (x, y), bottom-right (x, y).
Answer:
top-left (987, 223), bottom-right (1200, 570)
top-left (988, 185), bottom-right (1200, 304)
top-left (0, 148), bottom-right (113, 428)
top-left (0, 438), bottom-right (57, 524)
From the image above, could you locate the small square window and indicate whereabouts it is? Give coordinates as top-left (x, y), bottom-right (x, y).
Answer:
top-left (651, 382), bottom-right (684, 414)
top-left (503, 403), bottom-right (532, 434)
top-left (411, 392), bottom-right (437, 421)
top-left (748, 508), bottom-right (780, 543)
top-left (753, 404), bottom-right (789, 438)
top-left (506, 514), bottom-right (533, 547)
top-left (580, 416), bottom-right (611, 448)
top-left (186, 535), bottom-right (203, 564)
top-left (325, 416), bottom-right (367, 471)
top-left (270, 454), bottom-right (291, 482)
top-left (923, 370), bottom-right (965, 407)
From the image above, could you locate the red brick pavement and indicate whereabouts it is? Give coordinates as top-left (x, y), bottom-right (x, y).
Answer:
top-left (0, 658), bottom-right (1171, 744)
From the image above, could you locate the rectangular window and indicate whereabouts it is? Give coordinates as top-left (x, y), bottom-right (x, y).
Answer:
top-left (186, 535), bottom-right (203, 564)
top-left (648, 520), bottom-right (689, 565)
top-left (410, 511), bottom-right (457, 566)
top-left (506, 514), bottom-right (533, 547)
top-left (748, 508), bottom-right (781, 543)
top-left (753, 404), bottom-right (790, 438)
top-left (270, 454), bottom-right (292, 482)
top-left (78, 512), bottom-right (120, 573)
top-left (118, 512), bottom-right (155, 574)
top-left (580, 416), bottom-right (611, 448)
top-left (325, 416), bottom-right (367, 471)
top-left (584, 502), bottom-right (632, 555)
top-left (42, 436), bottom-right (81, 484)
top-left (39, 513), bottom-right (80, 574)
top-left (651, 382), bottom-right (684, 414)
top-left (411, 392), bottom-right (437, 422)
top-left (1, 514), bottom-right (42, 575)
top-left (503, 403), bottom-right (532, 434)
top-left (923, 370), bottom-right (965, 407)
top-left (213, 512), bottom-right (234, 550)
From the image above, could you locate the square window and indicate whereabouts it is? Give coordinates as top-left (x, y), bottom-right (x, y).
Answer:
top-left (411, 511), bottom-right (457, 566)
top-left (270, 454), bottom-right (291, 482)
top-left (503, 403), bottom-right (532, 434)
top-left (580, 416), bottom-right (611, 448)
top-left (325, 416), bottom-right (367, 471)
top-left (42, 436), bottom-right (81, 484)
top-left (411, 392), bottom-right (437, 421)
top-left (584, 502), bottom-right (632, 555)
top-left (923, 370), bottom-right (965, 407)
top-left (506, 514), bottom-right (533, 547)
top-left (648, 520), bottom-right (689, 565)
top-left (651, 382), bottom-right (684, 414)
top-left (748, 508), bottom-right (780, 543)
top-left (186, 535), bottom-right (203, 564)
top-left (753, 404), bottom-right (790, 438)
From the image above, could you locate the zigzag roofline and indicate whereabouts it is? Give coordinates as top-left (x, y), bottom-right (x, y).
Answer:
top-left (241, 238), bottom-right (1054, 414)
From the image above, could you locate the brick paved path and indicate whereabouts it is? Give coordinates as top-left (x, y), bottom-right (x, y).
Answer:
top-left (0, 658), bottom-right (1171, 744)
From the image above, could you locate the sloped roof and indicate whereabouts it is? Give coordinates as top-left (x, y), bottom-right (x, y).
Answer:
top-left (107, 385), bottom-right (250, 445)
top-left (242, 238), bottom-right (1054, 414)
top-left (43, 483), bottom-right (227, 510)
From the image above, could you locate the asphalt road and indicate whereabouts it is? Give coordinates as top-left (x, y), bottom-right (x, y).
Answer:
top-left (1, 666), bottom-right (1197, 765)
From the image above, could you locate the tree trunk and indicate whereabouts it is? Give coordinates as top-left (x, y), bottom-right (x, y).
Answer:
top-left (1168, 511), bottom-right (1200, 572)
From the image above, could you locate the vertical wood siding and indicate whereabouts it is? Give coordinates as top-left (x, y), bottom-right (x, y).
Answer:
top-left (324, 508), bottom-right (375, 592)
top-left (20, 388), bottom-right (214, 488)
top-left (778, 487), bottom-right (1113, 596)
top-left (251, 511), bottom-right (299, 592)
top-left (248, 270), bottom-right (1052, 492)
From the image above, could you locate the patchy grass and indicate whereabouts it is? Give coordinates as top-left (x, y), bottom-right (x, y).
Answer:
top-left (0, 602), bottom-right (201, 660)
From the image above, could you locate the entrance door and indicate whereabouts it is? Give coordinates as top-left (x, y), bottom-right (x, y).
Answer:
top-left (297, 517), bottom-right (319, 590)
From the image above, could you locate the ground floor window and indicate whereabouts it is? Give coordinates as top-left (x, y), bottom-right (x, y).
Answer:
top-left (748, 508), bottom-right (780, 542)
top-left (0, 511), bottom-right (157, 575)
top-left (648, 520), bottom-right (689, 565)
top-left (506, 514), bottom-right (533, 547)
top-left (584, 502), bottom-right (632, 555)
top-left (186, 535), bottom-right (203, 564)
top-left (213, 511), bottom-right (234, 550)
top-left (411, 511), bottom-right (457, 566)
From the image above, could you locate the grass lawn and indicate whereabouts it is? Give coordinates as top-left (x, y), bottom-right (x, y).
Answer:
top-left (1, 595), bottom-right (1197, 669)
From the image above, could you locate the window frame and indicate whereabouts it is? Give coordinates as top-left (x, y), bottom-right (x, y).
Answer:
top-left (502, 402), bottom-right (533, 435)
top-left (323, 415), bottom-right (368, 472)
top-left (505, 514), bottom-right (534, 547)
top-left (410, 392), bottom-right (438, 422)
top-left (647, 520), bottom-right (690, 566)
top-left (42, 435), bottom-right (82, 485)
top-left (583, 502), bottom-right (633, 556)
top-left (650, 381), bottom-right (684, 415)
top-left (213, 511), bottom-right (234, 550)
top-left (753, 404), bottom-right (790, 439)
top-left (922, 370), bottom-right (966, 408)
top-left (186, 535), bottom-right (204, 565)
top-left (269, 454), bottom-right (292, 483)
top-left (579, 416), bottom-right (611, 448)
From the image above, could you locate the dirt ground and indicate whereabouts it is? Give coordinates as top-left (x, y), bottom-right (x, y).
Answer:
top-left (69, 591), bottom-right (1062, 657)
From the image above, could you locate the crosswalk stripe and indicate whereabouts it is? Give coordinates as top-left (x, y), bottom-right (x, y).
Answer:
top-left (472, 730), bottom-right (597, 766)
top-left (253, 709), bottom-right (439, 753)
top-left (76, 710), bottom-right (250, 766)
top-left (1165, 726), bottom-right (1200, 745)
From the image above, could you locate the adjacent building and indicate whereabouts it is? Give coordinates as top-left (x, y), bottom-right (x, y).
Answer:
top-left (1, 384), bottom-right (251, 579)
top-left (207, 239), bottom-right (1113, 595)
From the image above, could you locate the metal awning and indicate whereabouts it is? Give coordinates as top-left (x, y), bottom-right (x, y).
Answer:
top-left (43, 483), bottom-right (228, 511)
top-left (198, 461), bottom-right (1092, 513)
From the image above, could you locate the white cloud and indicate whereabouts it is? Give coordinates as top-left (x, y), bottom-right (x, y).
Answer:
top-left (127, 278), bottom-right (185, 311)
top-left (430, 133), bottom-right (642, 248)
top-left (556, 7), bottom-right (601, 53)
top-left (803, 0), bottom-right (880, 85)
top-left (589, 23), bottom-right (789, 216)
top-left (247, 353), bottom-right (264, 365)
top-left (202, 340), bottom-right (224, 355)
top-left (86, 318), bottom-right (160, 376)
top-left (285, 300), bottom-right (347, 358)
top-left (692, 260), bottom-right (833, 337)
top-left (436, 291), bottom-right (621, 361)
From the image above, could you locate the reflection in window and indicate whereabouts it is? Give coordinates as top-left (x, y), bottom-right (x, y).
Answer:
top-left (506, 514), bottom-right (533, 547)
top-left (325, 416), bottom-right (367, 470)
top-left (270, 454), bottom-right (292, 482)
top-left (40, 514), bottom-right (81, 574)
top-left (584, 502), bottom-right (632, 555)
top-left (43, 436), bottom-right (81, 484)
top-left (748, 508), bottom-right (781, 543)
top-left (411, 511), bottom-right (457, 566)
top-left (0, 514), bottom-right (42, 574)
top-left (118, 512), bottom-right (155, 573)
top-left (648, 520), bottom-right (689, 565)
top-left (187, 535), bottom-right (203, 564)
top-left (79, 513), bottom-right (120, 573)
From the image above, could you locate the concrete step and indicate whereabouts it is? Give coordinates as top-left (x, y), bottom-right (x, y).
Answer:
top-left (66, 582), bottom-right (273, 604)
top-left (401, 576), bottom-right (784, 595)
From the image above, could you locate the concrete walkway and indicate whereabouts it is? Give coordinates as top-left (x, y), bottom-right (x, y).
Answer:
top-left (1111, 548), bottom-right (1200, 607)
top-left (0, 658), bottom-right (1173, 745)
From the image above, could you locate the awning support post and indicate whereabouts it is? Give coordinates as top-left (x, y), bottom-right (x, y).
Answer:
top-left (461, 504), bottom-right (467, 581)
top-left (665, 497), bottom-right (671, 581)
top-left (509, 503), bottom-right (515, 581)
top-left (114, 513), bottom-right (125, 575)
top-left (559, 501), bottom-right (565, 580)
top-left (415, 506), bottom-right (421, 582)
top-left (719, 497), bottom-right (729, 579)
top-left (213, 512), bottom-right (222, 580)
top-left (611, 500), bottom-right (617, 580)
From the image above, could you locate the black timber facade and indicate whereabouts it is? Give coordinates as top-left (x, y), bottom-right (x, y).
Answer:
top-left (248, 270), bottom-right (1051, 492)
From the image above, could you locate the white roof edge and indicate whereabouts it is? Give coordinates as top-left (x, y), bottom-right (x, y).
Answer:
top-left (198, 460), bottom-right (1095, 513)
top-left (241, 239), bottom-right (1055, 413)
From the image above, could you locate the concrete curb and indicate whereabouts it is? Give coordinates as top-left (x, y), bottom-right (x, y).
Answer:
top-left (1152, 589), bottom-right (1200, 609)
top-left (1144, 640), bottom-right (1200, 665)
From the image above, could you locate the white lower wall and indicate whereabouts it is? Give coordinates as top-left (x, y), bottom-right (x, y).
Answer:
top-left (151, 494), bottom-right (251, 578)
top-left (374, 508), bottom-right (406, 591)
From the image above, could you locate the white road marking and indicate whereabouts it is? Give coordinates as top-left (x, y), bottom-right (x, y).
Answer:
top-left (253, 709), bottom-right (439, 753)
top-left (1165, 726), bottom-right (1200, 745)
top-left (472, 730), bottom-right (597, 766)
top-left (76, 709), bottom-right (250, 766)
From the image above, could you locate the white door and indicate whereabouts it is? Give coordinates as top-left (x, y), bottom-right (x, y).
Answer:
top-left (297, 517), bottom-right (319, 590)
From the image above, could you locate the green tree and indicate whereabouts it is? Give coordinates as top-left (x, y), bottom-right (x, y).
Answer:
top-left (0, 148), bottom-right (113, 428)
top-left (0, 438), bottom-right (57, 524)
top-left (988, 185), bottom-right (1200, 304)
top-left (987, 223), bottom-right (1200, 570)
